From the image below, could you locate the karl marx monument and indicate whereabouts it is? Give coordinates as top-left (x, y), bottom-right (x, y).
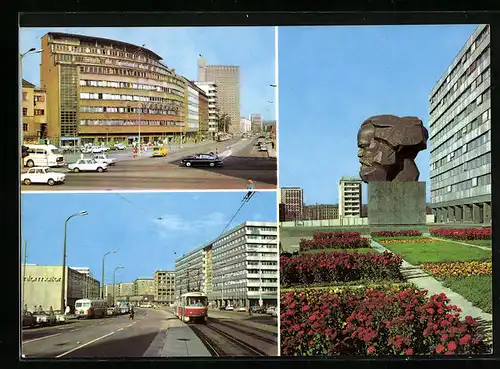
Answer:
top-left (357, 115), bottom-right (428, 226)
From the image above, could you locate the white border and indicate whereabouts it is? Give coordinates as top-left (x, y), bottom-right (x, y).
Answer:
top-left (21, 189), bottom-right (278, 195)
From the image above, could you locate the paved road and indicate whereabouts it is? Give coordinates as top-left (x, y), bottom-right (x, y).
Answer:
top-left (21, 138), bottom-right (277, 191)
top-left (22, 309), bottom-right (169, 358)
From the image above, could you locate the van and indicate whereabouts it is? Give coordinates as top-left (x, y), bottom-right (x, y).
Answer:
top-left (24, 145), bottom-right (65, 168)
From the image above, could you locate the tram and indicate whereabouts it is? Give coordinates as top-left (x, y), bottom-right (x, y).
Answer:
top-left (173, 292), bottom-right (208, 323)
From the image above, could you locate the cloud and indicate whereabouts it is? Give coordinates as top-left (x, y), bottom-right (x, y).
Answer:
top-left (153, 212), bottom-right (228, 239)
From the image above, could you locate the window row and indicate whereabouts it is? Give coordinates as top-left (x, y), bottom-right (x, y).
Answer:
top-left (79, 119), bottom-right (184, 127)
top-left (79, 79), bottom-right (184, 96)
top-left (79, 106), bottom-right (180, 115)
top-left (78, 65), bottom-right (178, 84)
top-left (431, 152), bottom-right (491, 183)
top-left (432, 173), bottom-right (491, 197)
top-left (79, 92), bottom-right (183, 106)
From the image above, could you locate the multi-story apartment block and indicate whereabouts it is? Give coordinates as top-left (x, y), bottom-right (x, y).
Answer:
top-left (174, 246), bottom-right (205, 298)
top-left (279, 187), bottom-right (304, 221)
top-left (195, 81), bottom-right (218, 138)
top-left (429, 25), bottom-right (491, 224)
top-left (154, 270), bottom-right (175, 304)
top-left (183, 79), bottom-right (204, 139)
top-left (40, 32), bottom-right (187, 147)
top-left (133, 278), bottom-right (155, 296)
top-left (338, 176), bottom-right (363, 218)
top-left (303, 204), bottom-right (339, 220)
top-left (117, 282), bottom-right (134, 298)
top-left (22, 79), bottom-right (47, 144)
top-left (240, 117), bottom-right (252, 133)
top-left (198, 87), bottom-right (209, 138)
top-left (250, 113), bottom-right (262, 133)
top-left (103, 284), bottom-right (120, 305)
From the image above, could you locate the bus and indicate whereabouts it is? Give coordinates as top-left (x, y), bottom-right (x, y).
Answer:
top-left (23, 144), bottom-right (65, 168)
top-left (173, 292), bottom-right (208, 323)
top-left (74, 299), bottom-right (108, 319)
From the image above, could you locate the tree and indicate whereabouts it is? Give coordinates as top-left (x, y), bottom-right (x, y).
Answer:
top-left (217, 112), bottom-right (231, 133)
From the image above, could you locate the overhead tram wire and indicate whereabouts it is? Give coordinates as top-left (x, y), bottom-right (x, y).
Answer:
top-left (115, 194), bottom-right (164, 221)
top-left (216, 191), bottom-right (257, 238)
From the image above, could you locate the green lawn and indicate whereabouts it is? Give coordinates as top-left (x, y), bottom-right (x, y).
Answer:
top-left (302, 247), bottom-right (375, 254)
top-left (380, 240), bottom-right (492, 264)
top-left (461, 239), bottom-right (492, 248)
top-left (442, 275), bottom-right (492, 314)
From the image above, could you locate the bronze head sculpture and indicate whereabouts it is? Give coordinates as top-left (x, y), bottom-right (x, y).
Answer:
top-left (357, 115), bottom-right (428, 183)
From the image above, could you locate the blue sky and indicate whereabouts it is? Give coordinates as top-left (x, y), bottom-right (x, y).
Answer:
top-left (21, 191), bottom-right (277, 284)
top-left (19, 27), bottom-right (276, 120)
top-left (278, 24), bottom-right (479, 204)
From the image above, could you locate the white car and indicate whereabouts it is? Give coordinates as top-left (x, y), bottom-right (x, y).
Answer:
top-left (93, 154), bottom-right (116, 166)
top-left (225, 306), bottom-right (234, 311)
top-left (237, 307), bottom-right (246, 312)
top-left (33, 312), bottom-right (57, 326)
top-left (114, 143), bottom-right (126, 150)
top-left (266, 306), bottom-right (278, 317)
top-left (21, 167), bottom-right (66, 186)
top-left (68, 159), bottom-right (108, 173)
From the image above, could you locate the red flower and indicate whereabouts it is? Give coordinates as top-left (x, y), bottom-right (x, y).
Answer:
top-left (436, 344), bottom-right (446, 353)
top-left (302, 305), bottom-right (310, 311)
top-left (367, 345), bottom-right (376, 354)
top-left (406, 348), bottom-right (414, 355)
top-left (459, 334), bottom-right (472, 345)
top-left (448, 341), bottom-right (457, 351)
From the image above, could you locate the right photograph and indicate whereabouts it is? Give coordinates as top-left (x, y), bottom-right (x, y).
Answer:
top-left (278, 24), bottom-right (492, 356)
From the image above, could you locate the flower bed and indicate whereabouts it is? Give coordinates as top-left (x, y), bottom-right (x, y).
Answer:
top-left (313, 232), bottom-right (361, 239)
top-left (280, 288), bottom-right (490, 356)
top-left (300, 237), bottom-right (371, 251)
top-left (378, 238), bottom-right (437, 245)
top-left (371, 230), bottom-right (423, 237)
top-left (430, 228), bottom-right (491, 241)
top-left (419, 261), bottom-right (492, 278)
top-left (280, 251), bottom-right (404, 287)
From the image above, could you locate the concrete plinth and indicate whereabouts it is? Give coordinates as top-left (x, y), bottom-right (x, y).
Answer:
top-left (367, 181), bottom-right (426, 226)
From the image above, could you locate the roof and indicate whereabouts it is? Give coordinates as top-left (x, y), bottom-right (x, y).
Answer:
top-left (46, 32), bottom-right (163, 61)
top-left (340, 176), bottom-right (362, 182)
top-left (22, 79), bottom-right (36, 88)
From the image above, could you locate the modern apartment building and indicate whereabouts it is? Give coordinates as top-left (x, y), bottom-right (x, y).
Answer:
top-left (250, 113), bottom-right (263, 133)
top-left (429, 25), bottom-right (491, 224)
top-left (22, 79), bottom-right (47, 144)
top-left (174, 245), bottom-right (207, 297)
top-left (116, 282), bottom-right (134, 299)
top-left (303, 204), bottom-right (339, 220)
top-left (195, 81), bottom-right (218, 138)
top-left (40, 32), bottom-right (187, 147)
top-left (133, 278), bottom-right (155, 296)
top-left (338, 176), bottom-right (363, 218)
top-left (240, 117), bottom-right (252, 133)
top-left (279, 187), bottom-right (304, 221)
top-left (198, 57), bottom-right (240, 135)
top-left (154, 270), bottom-right (175, 304)
top-left (104, 284), bottom-right (120, 305)
top-left (183, 79), bottom-right (205, 138)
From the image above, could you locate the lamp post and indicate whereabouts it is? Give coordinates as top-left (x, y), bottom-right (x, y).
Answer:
top-left (60, 210), bottom-right (88, 313)
top-left (20, 48), bottom-right (43, 168)
top-left (113, 266), bottom-right (124, 306)
top-left (101, 250), bottom-right (116, 299)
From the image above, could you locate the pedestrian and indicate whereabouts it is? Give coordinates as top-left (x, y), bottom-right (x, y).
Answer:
top-left (65, 305), bottom-right (71, 315)
top-left (247, 180), bottom-right (255, 190)
top-left (143, 145), bottom-right (147, 155)
top-left (49, 306), bottom-right (54, 315)
top-left (38, 305), bottom-right (43, 313)
top-left (129, 306), bottom-right (135, 320)
top-left (215, 148), bottom-right (219, 156)
top-left (80, 152), bottom-right (84, 160)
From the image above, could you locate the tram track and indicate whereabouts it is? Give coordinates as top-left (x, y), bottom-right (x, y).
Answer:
top-left (207, 318), bottom-right (277, 344)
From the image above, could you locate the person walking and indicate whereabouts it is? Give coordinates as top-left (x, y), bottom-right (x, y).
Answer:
top-left (65, 305), bottom-right (71, 315)
top-left (129, 306), bottom-right (135, 320)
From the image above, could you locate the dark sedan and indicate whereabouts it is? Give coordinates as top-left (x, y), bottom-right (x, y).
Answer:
top-left (180, 153), bottom-right (224, 167)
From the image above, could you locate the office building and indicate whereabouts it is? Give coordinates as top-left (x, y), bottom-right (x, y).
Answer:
top-left (104, 284), bottom-right (120, 305)
top-left (279, 187), bottom-right (304, 221)
top-left (429, 25), bottom-right (491, 224)
top-left (338, 176), bottom-right (363, 218)
top-left (198, 57), bottom-right (240, 135)
top-left (303, 204), bottom-right (339, 220)
top-left (195, 81), bottom-right (218, 138)
top-left (40, 32), bottom-right (187, 147)
top-left (174, 245), bottom-right (206, 297)
top-left (250, 113), bottom-right (262, 133)
top-left (133, 278), bottom-right (155, 296)
top-left (183, 79), bottom-right (208, 139)
top-left (240, 117), bottom-right (252, 133)
top-left (115, 282), bottom-right (134, 301)
top-left (22, 79), bottom-right (47, 144)
top-left (154, 270), bottom-right (175, 304)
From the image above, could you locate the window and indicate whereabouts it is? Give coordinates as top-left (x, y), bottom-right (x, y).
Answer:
top-left (23, 92), bottom-right (28, 101)
top-left (23, 123), bottom-right (28, 131)
top-left (34, 109), bottom-right (44, 116)
top-left (472, 177), bottom-right (478, 187)
top-left (23, 108), bottom-right (28, 116)
top-left (477, 94), bottom-right (483, 105)
top-left (482, 110), bottom-right (489, 122)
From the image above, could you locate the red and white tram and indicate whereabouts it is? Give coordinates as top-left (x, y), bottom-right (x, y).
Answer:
top-left (173, 292), bottom-right (208, 323)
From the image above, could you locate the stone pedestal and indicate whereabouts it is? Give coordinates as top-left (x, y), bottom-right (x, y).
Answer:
top-left (368, 181), bottom-right (426, 226)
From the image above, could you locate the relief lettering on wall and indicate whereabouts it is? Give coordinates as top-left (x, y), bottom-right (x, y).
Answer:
top-left (24, 276), bottom-right (63, 282)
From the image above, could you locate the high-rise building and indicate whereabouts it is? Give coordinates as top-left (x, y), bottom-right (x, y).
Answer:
top-left (154, 270), bottom-right (175, 304)
top-left (133, 278), bottom-right (155, 296)
top-left (303, 204), bottom-right (339, 220)
top-left (195, 81), bottom-right (218, 138)
top-left (40, 32), bottom-right (187, 147)
top-left (250, 114), bottom-right (263, 133)
top-left (279, 187), bottom-right (304, 221)
top-left (197, 87), bottom-right (209, 138)
top-left (198, 57), bottom-right (240, 135)
top-left (22, 79), bottom-right (47, 144)
top-left (240, 117), bottom-right (252, 133)
top-left (338, 176), bottom-right (362, 218)
top-left (429, 25), bottom-right (491, 224)
top-left (183, 79), bottom-right (207, 139)
top-left (118, 282), bottom-right (134, 297)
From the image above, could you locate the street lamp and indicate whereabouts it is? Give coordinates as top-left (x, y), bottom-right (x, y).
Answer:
top-left (101, 250), bottom-right (116, 299)
top-left (20, 48), bottom-right (43, 168)
top-left (113, 266), bottom-right (124, 306)
top-left (60, 210), bottom-right (88, 312)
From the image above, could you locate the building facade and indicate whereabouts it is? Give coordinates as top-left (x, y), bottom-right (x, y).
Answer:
top-left (104, 284), bottom-right (120, 305)
top-left (262, 119), bottom-right (276, 133)
top-left (303, 204), bottom-right (339, 220)
top-left (198, 87), bottom-right (209, 138)
top-left (198, 57), bottom-right (240, 135)
top-left (429, 25), bottom-right (491, 224)
top-left (338, 176), bottom-right (363, 218)
top-left (40, 32), bottom-right (187, 147)
top-left (195, 81), bottom-right (218, 138)
top-left (184, 80), bottom-right (200, 138)
top-left (22, 80), bottom-right (47, 144)
top-left (21, 265), bottom-right (100, 313)
top-left (240, 117), bottom-right (252, 133)
top-left (154, 270), bottom-right (175, 304)
top-left (133, 278), bottom-right (155, 296)
top-left (250, 113), bottom-right (262, 133)
top-left (174, 246), bottom-right (205, 298)
top-left (279, 187), bottom-right (304, 221)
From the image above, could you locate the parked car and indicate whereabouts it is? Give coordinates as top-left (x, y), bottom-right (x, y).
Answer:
top-left (180, 153), bottom-right (224, 168)
top-left (21, 167), bottom-right (66, 186)
top-left (152, 146), bottom-right (168, 157)
top-left (114, 143), bottom-right (126, 150)
top-left (93, 154), bottom-right (116, 166)
top-left (259, 144), bottom-right (268, 152)
top-left (250, 306), bottom-right (266, 314)
top-left (22, 311), bottom-right (37, 328)
top-left (237, 307), bottom-right (246, 312)
top-left (33, 311), bottom-right (57, 326)
top-left (225, 306), bottom-right (234, 311)
top-left (91, 146), bottom-right (109, 153)
top-left (266, 306), bottom-right (278, 317)
top-left (218, 305), bottom-right (226, 311)
top-left (68, 159), bottom-right (108, 173)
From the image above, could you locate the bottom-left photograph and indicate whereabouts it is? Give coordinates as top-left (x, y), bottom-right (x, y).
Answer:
top-left (20, 191), bottom-right (278, 358)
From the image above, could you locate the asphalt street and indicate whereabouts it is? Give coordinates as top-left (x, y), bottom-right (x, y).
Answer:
top-left (21, 138), bottom-right (277, 191)
top-left (22, 308), bottom-right (169, 358)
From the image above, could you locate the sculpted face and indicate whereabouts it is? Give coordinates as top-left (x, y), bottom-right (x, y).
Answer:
top-left (357, 124), bottom-right (395, 182)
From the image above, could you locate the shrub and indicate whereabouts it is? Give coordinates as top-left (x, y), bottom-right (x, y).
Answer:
top-left (378, 238), bottom-right (437, 245)
top-left (280, 251), bottom-right (404, 287)
top-left (430, 228), bottom-right (491, 241)
top-left (300, 237), bottom-right (371, 251)
top-left (419, 261), bottom-right (492, 278)
top-left (371, 230), bottom-right (423, 237)
top-left (313, 232), bottom-right (361, 239)
top-left (280, 288), bottom-right (490, 356)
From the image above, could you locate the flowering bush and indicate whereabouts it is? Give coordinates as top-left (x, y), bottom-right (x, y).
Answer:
top-left (419, 261), bottom-right (492, 278)
top-left (313, 232), bottom-right (361, 239)
top-left (371, 230), bottom-right (423, 237)
top-left (430, 228), bottom-right (491, 241)
top-left (280, 251), bottom-right (404, 287)
top-left (300, 237), bottom-right (371, 251)
top-left (280, 288), bottom-right (490, 356)
top-left (378, 238), bottom-right (437, 245)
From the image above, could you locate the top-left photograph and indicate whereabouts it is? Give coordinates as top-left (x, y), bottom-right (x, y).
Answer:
top-left (19, 27), bottom-right (277, 191)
